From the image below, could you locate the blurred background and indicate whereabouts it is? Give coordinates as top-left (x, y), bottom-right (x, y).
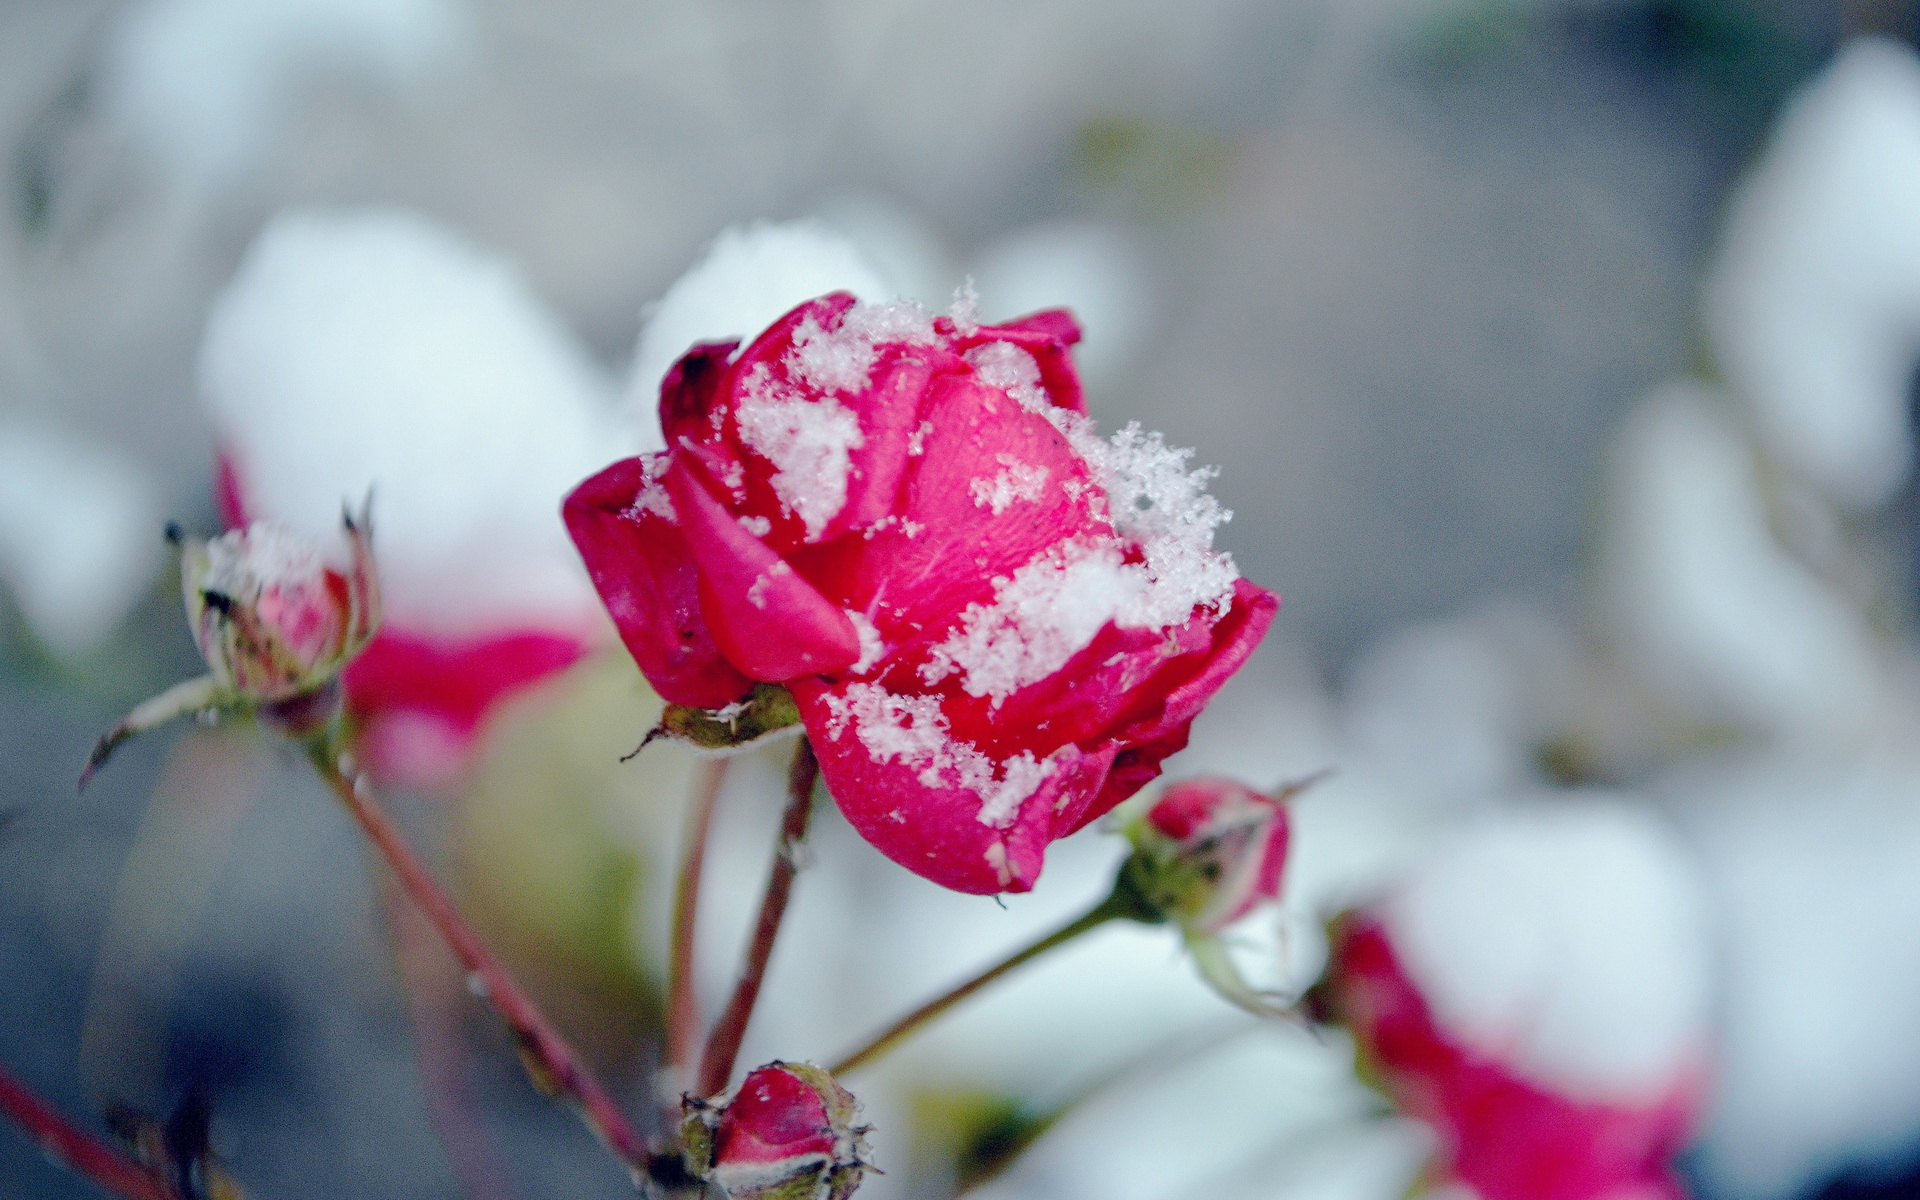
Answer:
top-left (5, 1), bottom-right (1920, 1198)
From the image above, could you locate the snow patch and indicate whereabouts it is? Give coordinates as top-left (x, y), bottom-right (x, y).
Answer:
top-left (965, 342), bottom-right (1048, 413)
top-left (822, 683), bottom-right (1055, 826)
top-left (735, 367), bottom-right (865, 540)
top-left (970, 457), bottom-right (1050, 514)
top-left (787, 301), bottom-right (938, 396)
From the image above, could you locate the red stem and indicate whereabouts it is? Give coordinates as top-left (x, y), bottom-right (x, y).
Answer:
top-left (0, 1065), bottom-right (178, 1200)
top-left (664, 760), bottom-right (729, 1082)
top-left (695, 739), bottom-right (818, 1099)
top-left (310, 748), bottom-right (648, 1178)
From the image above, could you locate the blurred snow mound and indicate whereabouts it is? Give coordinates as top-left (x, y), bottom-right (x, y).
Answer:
top-left (1380, 800), bottom-right (1713, 1103)
top-left (0, 420), bottom-right (162, 658)
top-left (200, 207), bottom-right (617, 637)
top-left (1706, 37), bottom-right (1920, 511)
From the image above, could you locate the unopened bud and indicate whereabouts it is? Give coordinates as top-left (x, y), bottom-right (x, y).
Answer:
top-left (682, 1062), bottom-right (872, 1200)
top-left (182, 513), bottom-right (379, 705)
top-left (1123, 776), bottom-right (1296, 936)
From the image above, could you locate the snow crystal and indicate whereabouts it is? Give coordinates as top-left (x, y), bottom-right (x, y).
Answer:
top-left (847, 610), bottom-right (885, 673)
top-left (822, 683), bottom-right (1053, 826)
top-left (970, 457), bottom-right (1050, 514)
top-left (735, 367), bottom-right (865, 540)
top-left (923, 540), bottom-right (1134, 703)
top-left (624, 458), bottom-right (677, 524)
top-left (980, 752), bottom-right (1054, 828)
top-left (204, 522), bottom-right (326, 595)
top-left (738, 514), bottom-right (772, 537)
top-left (950, 279), bottom-right (982, 335)
top-left (746, 561), bottom-right (792, 610)
top-left (965, 342), bottom-right (1048, 413)
top-left (908, 420), bottom-right (934, 457)
top-left (922, 419), bottom-right (1239, 704)
top-left (787, 301), bottom-right (938, 396)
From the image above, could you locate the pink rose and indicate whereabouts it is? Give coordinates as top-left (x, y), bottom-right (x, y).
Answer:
top-left (682, 1061), bottom-right (870, 1200)
top-left (566, 293), bottom-right (1276, 893)
top-left (1330, 918), bottom-right (1701, 1200)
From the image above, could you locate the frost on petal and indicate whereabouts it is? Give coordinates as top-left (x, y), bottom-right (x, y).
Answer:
top-left (964, 342), bottom-right (1049, 413)
top-left (970, 457), bottom-right (1050, 514)
top-left (735, 366), bottom-right (866, 541)
top-left (786, 300), bottom-right (938, 396)
top-left (820, 683), bottom-right (1054, 829)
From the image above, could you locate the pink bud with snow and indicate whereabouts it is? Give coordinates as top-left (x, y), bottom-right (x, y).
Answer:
top-left (682, 1061), bottom-right (872, 1200)
top-left (200, 207), bottom-right (619, 790)
top-left (181, 513), bottom-right (378, 705)
top-left (1324, 803), bottom-right (1713, 1200)
top-left (566, 292), bottom-right (1277, 893)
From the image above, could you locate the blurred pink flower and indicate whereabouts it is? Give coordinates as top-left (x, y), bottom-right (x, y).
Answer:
top-left (566, 292), bottom-right (1275, 893)
top-left (1324, 806), bottom-right (1712, 1200)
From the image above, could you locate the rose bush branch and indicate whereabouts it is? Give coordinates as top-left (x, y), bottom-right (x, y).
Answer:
top-left (0, 1065), bottom-right (182, 1200)
top-left (664, 759), bottom-right (729, 1085)
top-left (309, 744), bottom-right (651, 1176)
top-left (695, 739), bottom-right (820, 1099)
top-left (84, 517), bottom-right (653, 1183)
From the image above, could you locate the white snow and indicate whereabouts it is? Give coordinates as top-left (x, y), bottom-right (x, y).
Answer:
top-left (102, 0), bottom-right (467, 185)
top-left (1595, 382), bottom-right (1882, 743)
top-left (785, 300), bottom-right (937, 396)
top-left (200, 521), bottom-right (327, 597)
top-left (1667, 740), bottom-right (1920, 1200)
top-left (965, 342), bottom-right (1049, 413)
top-left (199, 207), bottom-right (618, 638)
top-left (971, 458), bottom-right (1051, 514)
top-left (1377, 800), bottom-right (1712, 1104)
top-left (735, 367), bottom-right (866, 541)
top-left (1705, 38), bottom-right (1920, 511)
top-left (822, 682), bottom-right (1055, 827)
top-left (924, 420), bottom-right (1238, 705)
top-left (846, 609), bottom-right (884, 673)
top-left (0, 420), bottom-right (164, 658)
top-left (627, 222), bottom-right (889, 447)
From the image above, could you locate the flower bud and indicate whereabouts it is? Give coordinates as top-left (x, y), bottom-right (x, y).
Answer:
top-left (181, 513), bottom-right (379, 705)
top-left (1122, 776), bottom-right (1295, 935)
top-left (682, 1062), bottom-right (872, 1200)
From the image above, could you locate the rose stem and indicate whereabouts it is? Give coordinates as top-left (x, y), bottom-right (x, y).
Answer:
top-left (694, 739), bottom-right (819, 1099)
top-left (0, 1065), bottom-right (180, 1200)
top-left (830, 896), bottom-right (1131, 1077)
top-left (664, 760), bottom-right (729, 1083)
top-left (306, 745), bottom-right (649, 1177)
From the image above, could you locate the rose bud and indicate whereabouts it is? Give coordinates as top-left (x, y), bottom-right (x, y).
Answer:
top-left (1322, 803), bottom-right (1712, 1200)
top-left (1123, 776), bottom-right (1297, 936)
top-left (181, 517), bottom-right (379, 707)
top-left (566, 292), bottom-right (1278, 893)
top-left (682, 1062), bottom-right (872, 1200)
top-left (82, 509), bottom-right (380, 787)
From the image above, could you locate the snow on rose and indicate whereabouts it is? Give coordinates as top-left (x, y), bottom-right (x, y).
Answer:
top-left (566, 291), bottom-right (1277, 893)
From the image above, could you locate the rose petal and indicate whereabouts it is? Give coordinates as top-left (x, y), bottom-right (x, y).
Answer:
top-left (666, 460), bottom-right (860, 681)
top-left (563, 456), bottom-right (755, 708)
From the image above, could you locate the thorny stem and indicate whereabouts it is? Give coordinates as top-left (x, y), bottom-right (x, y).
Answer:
top-left (831, 888), bottom-right (1150, 1078)
top-left (695, 740), bottom-right (819, 1099)
top-left (664, 760), bottom-right (729, 1087)
top-left (306, 744), bottom-right (649, 1180)
top-left (0, 1065), bottom-right (180, 1200)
